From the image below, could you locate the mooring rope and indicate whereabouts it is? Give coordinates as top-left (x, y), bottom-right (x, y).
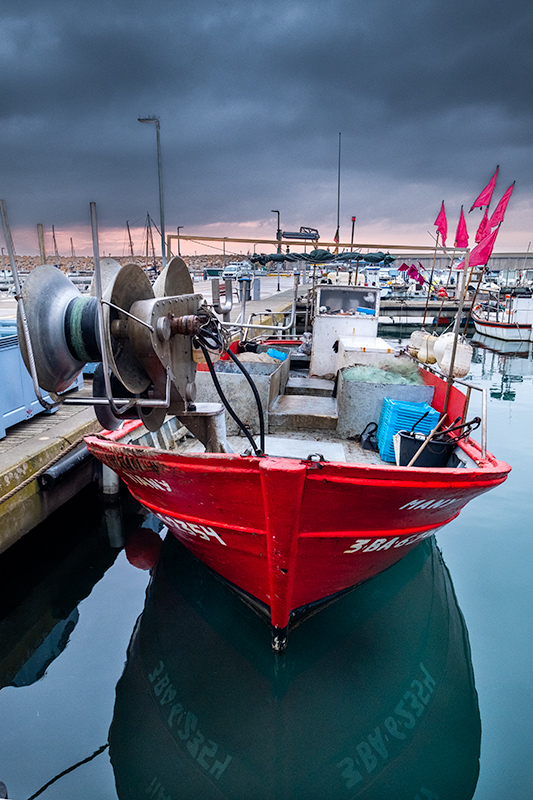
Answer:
top-left (25, 744), bottom-right (109, 800)
top-left (0, 435), bottom-right (89, 506)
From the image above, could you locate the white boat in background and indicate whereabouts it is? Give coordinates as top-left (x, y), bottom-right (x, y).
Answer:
top-left (472, 289), bottom-right (533, 342)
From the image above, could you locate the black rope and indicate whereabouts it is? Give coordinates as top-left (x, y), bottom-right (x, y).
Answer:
top-left (26, 744), bottom-right (109, 800)
top-left (196, 341), bottom-right (263, 455)
top-left (225, 348), bottom-right (266, 455)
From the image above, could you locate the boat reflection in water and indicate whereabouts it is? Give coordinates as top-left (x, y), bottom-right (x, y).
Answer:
top-left (471, 331), bottom-right (533, 359)
top-left (110, 532), bottom-right (481, 799)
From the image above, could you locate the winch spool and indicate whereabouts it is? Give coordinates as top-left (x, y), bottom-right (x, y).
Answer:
top-left (101, 262), bottom-right (154, 394)
top-left (17, 257), bottom-right (205, 432)
top-left (89, 257), bottom-right (122, 296)
top-left (92, 363), bottom-right (140, 430)
top-left (18, 265), bottom-right (101, 393)
top-left (153, 256), bottom-right (193, 297)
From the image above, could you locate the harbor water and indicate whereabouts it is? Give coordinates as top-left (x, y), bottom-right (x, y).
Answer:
top-left (0, 337), bottom-right (531, 799)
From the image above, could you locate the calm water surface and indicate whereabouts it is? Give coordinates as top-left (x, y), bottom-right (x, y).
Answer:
top-left (0, 338), bottom-right (531, 799)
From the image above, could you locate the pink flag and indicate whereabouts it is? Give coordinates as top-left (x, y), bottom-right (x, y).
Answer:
top-left (469, 166), bottom-right (499, 211)
top-left (475, 207), bottom-right (490, 243)
top-left (489, 182), bottom-right (515, 228)
top-left (454, 206), bottom-right (469, 248)
top-left (469, 227), bottom-right (499, 268)
top-left (434, 201), bottom-right (447, 246)
top-left (407, 265), bottom-right (425, 285)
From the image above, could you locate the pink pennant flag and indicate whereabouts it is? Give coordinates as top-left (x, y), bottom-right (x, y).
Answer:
top-left (469, 166), bottom-right (499, 211)
top-left (454, 206), bottom-right (469, 248)
top-left (469, 226), bottom-right (499, 268)
top-left (407, 265), bottom-right (425, 285)
top-left (489, 182), bottom-right (515, 228)
top-left (475, 207), bottom-right (490, 243)
top-left (434, 201), bottom-right (447, 246)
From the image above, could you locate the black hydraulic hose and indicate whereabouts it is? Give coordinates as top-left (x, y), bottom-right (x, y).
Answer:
top-left (225, 348), bottom-right (266, 455)
top-left (196, 341), bottom-right (263, 456)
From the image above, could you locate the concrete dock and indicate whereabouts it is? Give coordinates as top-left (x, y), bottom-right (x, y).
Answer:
top-left (0, 388), bottom-right (101, 554)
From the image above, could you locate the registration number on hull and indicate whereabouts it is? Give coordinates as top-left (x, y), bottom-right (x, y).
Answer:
top-left (155, 512), bottom-right (228, 546)
top-left (344, 529), bottom-right (439, 554)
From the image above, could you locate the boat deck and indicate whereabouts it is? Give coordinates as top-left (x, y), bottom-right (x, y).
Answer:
top-left (165, 428), bottom-right (385, 466)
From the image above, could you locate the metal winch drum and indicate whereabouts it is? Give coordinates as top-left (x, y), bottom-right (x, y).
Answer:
top-left (17, 256), bottom-right (206, 432)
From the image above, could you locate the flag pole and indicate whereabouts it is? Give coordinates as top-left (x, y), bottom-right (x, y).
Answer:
top-left (422, 232), bottom-right (439, 328)
top-left (432, 247), bottom-right (457, 332)
top-left (461, 229), bottom-right (499, 335)
top-left (443, 248), bottom-right (470, 418)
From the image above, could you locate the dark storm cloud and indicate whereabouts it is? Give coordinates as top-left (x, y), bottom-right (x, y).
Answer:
top-left (1, 0), bottom-right (532, 245)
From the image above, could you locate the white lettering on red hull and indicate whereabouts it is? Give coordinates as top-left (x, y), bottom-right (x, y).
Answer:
top-left (125, 472), bottom-right (172, 493)
top-left (399, 497), bottom-right (461, 511)
top-left (156, 512), bottom-right (227, 546)
top-left (344, 529), bottom-right (439, 554)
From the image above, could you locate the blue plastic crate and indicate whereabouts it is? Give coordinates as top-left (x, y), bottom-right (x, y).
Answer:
top-left (377, 399), bottom-right (440, 462)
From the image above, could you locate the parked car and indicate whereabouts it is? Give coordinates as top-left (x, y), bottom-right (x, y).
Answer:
top-left (221, 265), bottom-right (241, 279)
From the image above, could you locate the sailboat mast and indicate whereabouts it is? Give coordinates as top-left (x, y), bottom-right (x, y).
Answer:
top-left (336, 132), bottom-right (341, 252)
top-left (144, 213), bottom-right (150, 268)
top-left (126, 220), bottom-right (135, 258)
top-left (148, 215), bottom-right (156, 265)
top-left (52, 225), bottom-right (59, 259)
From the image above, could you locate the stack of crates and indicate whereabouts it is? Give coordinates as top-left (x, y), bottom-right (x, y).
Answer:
top-left (377, 399), bottom-right (440, 462)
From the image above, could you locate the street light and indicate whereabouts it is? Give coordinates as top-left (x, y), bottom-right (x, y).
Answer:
top-left (138, 116), bottom-right (166, 271)
top-left (271, 209), bottom-right (281, 254)
top-left (177, 226), bottom-right (183, 257)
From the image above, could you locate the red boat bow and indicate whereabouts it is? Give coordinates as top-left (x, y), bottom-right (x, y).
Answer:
top-left (85, 429), bottom-right (510, 647)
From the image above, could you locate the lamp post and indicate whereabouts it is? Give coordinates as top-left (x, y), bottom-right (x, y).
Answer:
top-left (177, 226), bottom-right (183, 257)
top-left (271, 209), bottom-right (281, 290)
top-left (138, 116), bottom-right (166, 271)
top-left (271, 209), bottom-right (281, 253)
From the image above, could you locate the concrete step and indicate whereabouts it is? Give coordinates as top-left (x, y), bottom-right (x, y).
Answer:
top-left (285, 376), bottom-right (335, 397)
top-left (269, 395), bottom-right (337, 432)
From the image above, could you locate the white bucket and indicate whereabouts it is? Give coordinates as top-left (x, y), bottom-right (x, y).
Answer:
top-left (407, 329), bottom-right (426, 358)
top-left (433, 332), bottom-right (455, 364)
top-left (417, 333), bottom-right (438, 364)
top-left (436, 338), bottom-right (473, 378)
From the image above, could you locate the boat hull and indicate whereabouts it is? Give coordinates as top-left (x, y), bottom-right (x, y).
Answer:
top-left (472, 309), bottom-right (533, 342)
top-left (85, 431), bottom-right (510, 644)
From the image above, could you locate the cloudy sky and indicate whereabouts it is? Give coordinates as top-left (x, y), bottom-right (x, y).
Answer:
top-left (1, 0), bottom-right (532, 258)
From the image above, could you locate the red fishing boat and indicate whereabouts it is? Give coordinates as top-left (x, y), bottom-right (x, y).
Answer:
top-left (13, 246), bottom-right (511, 650)
top-left (84, 365), bottom-right (509, 650)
